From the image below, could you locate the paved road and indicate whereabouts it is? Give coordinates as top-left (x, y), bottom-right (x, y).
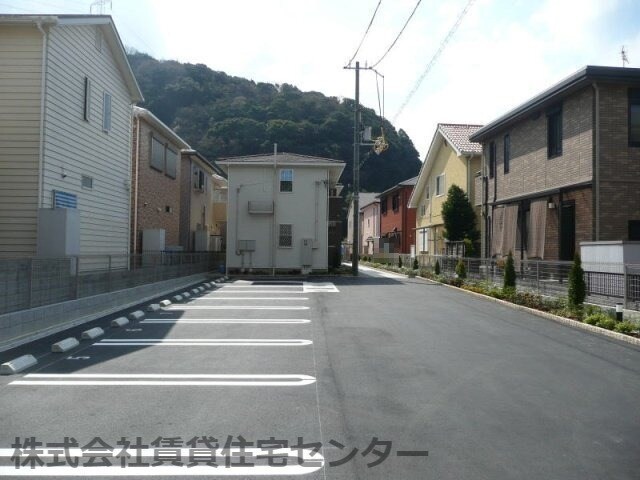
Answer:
top-left (1, 272), bottom-right (639, 479)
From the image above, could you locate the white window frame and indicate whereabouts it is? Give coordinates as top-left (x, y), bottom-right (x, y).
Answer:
top-left (435, 174), bottom-right (446, 197)
top-left (102, 91), bottom-right (112, 133)
top-left (279, 169), bottom-right (293, 193)
top-left (420, 204), bottom-right (426, 217)
top-left (278, 224), bottom-right (293, 248)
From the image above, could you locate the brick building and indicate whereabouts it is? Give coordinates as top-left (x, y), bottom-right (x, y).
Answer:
top-left (377, 177), bottom-right (418, 254)
top-left (131, 107), bottom-right (190, 253)
top-left (470, 66), bottom-right (640, 261)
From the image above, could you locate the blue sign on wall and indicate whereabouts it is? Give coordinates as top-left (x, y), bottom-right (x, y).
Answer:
top-left (53, 190), bottom-right (78, 209)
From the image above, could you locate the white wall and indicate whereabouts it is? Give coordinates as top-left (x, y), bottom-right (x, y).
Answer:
top-left (42, 24), bottom-right (133, 257)
top-left (226, 165), bottom-right (329, 271)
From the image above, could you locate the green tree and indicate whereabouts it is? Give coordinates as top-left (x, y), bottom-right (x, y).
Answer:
top-left (568, 253), bottom-right (586, 308)
top-left (413, 257), bottom-right (419, 270)
top-left (441, 185), bottom-right (479, 249)
top-left (398, 256), bottom-right (403, 268)
top-left (434, 259), bottom-right (441, 275)
top-left (503, 251), bottom-right (516, 290)
top-left (456, 259), bottom-right (467, 279)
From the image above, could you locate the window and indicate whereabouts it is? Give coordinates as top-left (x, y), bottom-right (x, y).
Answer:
top-left (165, 148), bottom-right (178, 179)
top-left (629, 89), bottom-right (640, 147)
top-left (81, 175), bottom-right (93, 189)
top-left (279, 169), bottom-right (293, 192)
top-left (629, 220), bottom-right (640, 241)
top-left (392, 194), bottom-right (400, 211)
top-left (193, 167), bottom-right (205, 191)
top-left (83, 77), bottom-right (91, 121)
top-left (503, 134), bottom-right (511, 174)
top-left (102, 92), bottom-right (112, 132)
top-left (435, 174), bottom-right (445, 196)
top-left (150, 136), bottom-right (164, 171)
top-left (425, 184), bottom-right (430, 199)
top-left (490, 142), bottom-right (497, 177)
top-left (420, 204), bottom-right (426, 217)
top-left (547, 105), bottom-right (562, 158)
top-left (381, 197), bottom-right (387, 215)
top-left (278, 224), bottom-right (293, 247)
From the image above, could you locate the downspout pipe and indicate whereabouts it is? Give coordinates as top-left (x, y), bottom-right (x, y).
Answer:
top-left (132, 115), bottom-right (140, 254)
top-left (36, 21), bottom-right (49, 210)
top-left (592, 82), bottom-right (600, 241)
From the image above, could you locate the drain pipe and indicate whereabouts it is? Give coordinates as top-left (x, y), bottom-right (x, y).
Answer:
top-left (36, 20), bottom-right (49, 209)
top-left (272, 144), bottom-right (278, 276)
top-left (132, 114), bottom-right (141, 253)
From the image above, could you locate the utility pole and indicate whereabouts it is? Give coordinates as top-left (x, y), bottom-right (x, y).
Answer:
top-left (351, 62), bottom-right (361, 275)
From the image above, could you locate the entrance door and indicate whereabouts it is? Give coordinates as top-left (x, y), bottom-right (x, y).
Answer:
top-left (560, 202), bottom-right (575, 261)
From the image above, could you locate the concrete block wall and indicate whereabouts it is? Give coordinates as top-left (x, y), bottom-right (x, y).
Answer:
top-left (0, 272), bottom-right (212, 352)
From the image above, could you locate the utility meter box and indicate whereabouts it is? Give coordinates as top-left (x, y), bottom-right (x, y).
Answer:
top-left (36, 207), bottom-right (80, 257)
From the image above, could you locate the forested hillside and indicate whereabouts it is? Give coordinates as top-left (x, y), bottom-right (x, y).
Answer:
top-left (128, 52), bottom-right (421, 193)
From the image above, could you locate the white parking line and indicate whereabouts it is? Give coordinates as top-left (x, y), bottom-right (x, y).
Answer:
top-left (222, 285), bottom-right (302, 289)
top-left (191, 297), bottom-right (309, 301)
top-left (166, 306), bottom-right (310, 310)
top-left (141, 319), bottom-right (311, 324)
top-left (206, 290), bottom-right (306, 294)
top-left (0, 448), bottom-right (323, 476)
top-left (10, 373), bottom-right (317, 387)
top-left (95, 339), bottom-right (312, 346)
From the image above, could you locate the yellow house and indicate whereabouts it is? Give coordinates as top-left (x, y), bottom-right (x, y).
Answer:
top-left (408, 124), bottom-right (483, 255)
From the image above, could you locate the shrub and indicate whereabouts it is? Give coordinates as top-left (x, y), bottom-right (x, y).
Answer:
top-left (434, 260), bottom-right (441, 275)
top-left (455, 259), bottom-right (467, 279)
top-left (596, 317), bottom-right (617, 330)
top-left (398, 256), bottom-right (403, 268)
top-left (413, 257), bottom-right (419, 270)
top-left (503, 251), bottom-right (516, 290)
top-left (513, 291), bottom-right (544, 310)
top-left (568, 253), bottom-right (586, 308)
top-left (613, 321), bottom-right (636, 334)
top-left (584, 312), bottom-right (607, 325)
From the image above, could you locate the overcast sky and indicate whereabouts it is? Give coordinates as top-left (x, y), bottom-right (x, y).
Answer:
top-left (2, 0), bottom-right (640, 159)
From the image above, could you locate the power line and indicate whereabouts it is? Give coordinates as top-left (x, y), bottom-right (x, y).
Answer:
top-left (393, 0), bottom-right (475, 122)
top-left (370, 0), bottom-right (422, 69)
top-left (347, 0), bottom-right (382, 67)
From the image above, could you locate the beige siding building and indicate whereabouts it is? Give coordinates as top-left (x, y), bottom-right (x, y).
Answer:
top-left (409, 124), bottom-right (482, 255)
top-left (180, 150), bottom-right (228, 252)
top-left (0, 15), bottom-right (142, 259)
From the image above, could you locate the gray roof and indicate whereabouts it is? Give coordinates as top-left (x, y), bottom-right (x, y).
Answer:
top-left (377, 176), bottom-right (418, 198)
top-left (217, 152), bottom-right (345, 166)
top-left (438, 123), bottom-right (483, 155)
top-left (470, 65), bottom-right (640, 142)
top-left (358, 193), bottom-right (380, 210)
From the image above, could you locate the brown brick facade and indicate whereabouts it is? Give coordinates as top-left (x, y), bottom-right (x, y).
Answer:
top-left (598, 84), bottom-right (640, 240)
top-left (131, 117), bottom-right (182, 252)
top-left (478, 76), bottom-right (640, 260)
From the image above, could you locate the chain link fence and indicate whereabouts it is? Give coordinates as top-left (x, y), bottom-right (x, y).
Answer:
top-left (370, 253), bottom-right (640, 310)
top-left (0, 252), bottom-right (225, 315)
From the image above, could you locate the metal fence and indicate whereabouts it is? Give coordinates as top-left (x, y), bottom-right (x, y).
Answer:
top-left (370, 253), bottom-right (640, 310)
top-left (0, 252), bottom-right (225, 315)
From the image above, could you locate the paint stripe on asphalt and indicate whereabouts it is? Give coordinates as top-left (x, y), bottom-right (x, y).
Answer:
top-left (10, 373), bottom-right (317, 387)
top-left (165, 306), bottom-right (310, 310)
top-left (0, 447), bottom-right (323, 476)
top-left (140, 318), bottom-right (311, 324)
top-left (191, 297), bottom-right (309, 301)
top-left (95, 339), bottom-right (312, 346)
